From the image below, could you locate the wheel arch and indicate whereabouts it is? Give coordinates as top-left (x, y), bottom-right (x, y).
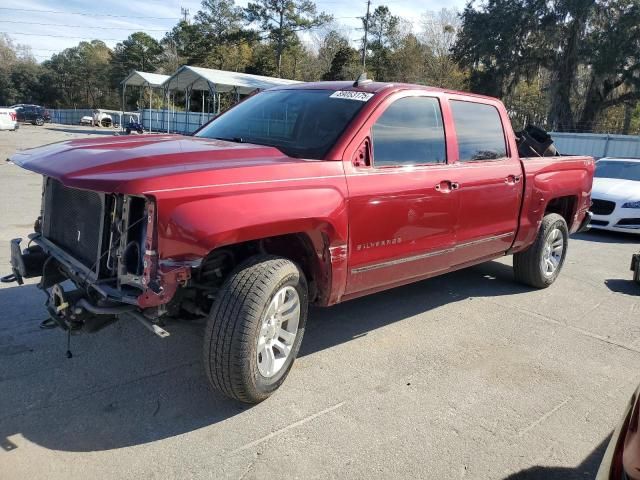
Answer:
top-left (195, 229), bottom-right (342, 306)
top-left (544, 195), bottom-right (578, 229)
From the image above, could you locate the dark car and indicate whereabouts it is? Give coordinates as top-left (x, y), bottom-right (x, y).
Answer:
top-left (10, 104), bottom-right (51, 126)
top-left (597, 384), bottom-right (640, 479)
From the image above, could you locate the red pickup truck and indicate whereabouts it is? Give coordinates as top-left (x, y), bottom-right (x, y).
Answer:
top-left (5, 81), bottom-right (594, 403)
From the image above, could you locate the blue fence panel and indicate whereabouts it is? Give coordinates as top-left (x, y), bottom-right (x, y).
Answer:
top-left (49, 109), bottom-right (94, 125)
top-left (141, 109), bottom-right (215, 134)
top-left (551, 132), bottom-right (640, 159)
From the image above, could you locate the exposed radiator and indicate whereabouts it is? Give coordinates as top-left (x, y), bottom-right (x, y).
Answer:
top-left (42, 178), bottom-right (105, 269)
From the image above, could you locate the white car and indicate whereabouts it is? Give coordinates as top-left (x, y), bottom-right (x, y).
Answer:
top-left (79, 115), bottom-right (94, 126)
top-left (0, 108), bottom-right (18, 131)
top-left (590, 158), bottom-right (640, 233)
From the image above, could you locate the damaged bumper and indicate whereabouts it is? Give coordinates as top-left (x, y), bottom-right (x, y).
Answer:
top-left (576, 210), bottom-right (593, 233)
top-left (3, 235), bottom-right (192, 335)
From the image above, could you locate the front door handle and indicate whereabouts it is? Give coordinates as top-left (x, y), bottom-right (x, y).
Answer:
top-left (505, 175), bottom-right (522, 185)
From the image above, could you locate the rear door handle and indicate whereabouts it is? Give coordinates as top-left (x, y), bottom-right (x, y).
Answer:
top-left (435, 181), bottom-right (460, 193)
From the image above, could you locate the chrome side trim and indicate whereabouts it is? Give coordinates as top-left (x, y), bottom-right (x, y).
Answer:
top-left (350, 232), bottom-right (514, 274)
top-left (456, 232), bottom-right (514, 249)
top-left (351, 247), bottom-right (453, 274)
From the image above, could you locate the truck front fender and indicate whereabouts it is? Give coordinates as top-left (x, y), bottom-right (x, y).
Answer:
top-left (153, 175), bottom-right (350, 305)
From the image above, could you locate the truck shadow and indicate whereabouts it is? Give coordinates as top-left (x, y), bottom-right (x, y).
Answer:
top-left (301, 260), bottom-right (528, 357)
top-left (1, 259), bottom-right (532, 452)
top-left (502, 435), bottom-right (609, 479)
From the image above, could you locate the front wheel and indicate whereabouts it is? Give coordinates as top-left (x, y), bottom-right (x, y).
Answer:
top-left (34, 117), bottom-right (44, 126)
top-left (203, 255), bottom-right (308, 403)
top-left (513, 213), bottom-right (568, 288)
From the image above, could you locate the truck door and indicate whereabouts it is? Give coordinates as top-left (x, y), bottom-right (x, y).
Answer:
top-left (447, 99), bottom-right (522, 267)
top-left (344, 94), bottom-right (459, 295)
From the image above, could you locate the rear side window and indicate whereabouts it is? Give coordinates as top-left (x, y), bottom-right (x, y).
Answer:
top-left (372, 96), bottom-right (446, 167)
top-left (451, 101), bottom-right (506, 161)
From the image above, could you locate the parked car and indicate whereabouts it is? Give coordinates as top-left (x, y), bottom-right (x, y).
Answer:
top-left (3, 80), bottom-right (595, 403)
top-left (79, 115), bottom-right (94, 126)
top-left (597, 384), bottom-right (640, 479)
top-left (125, 119), bottom-right (144, 134)
top-left (590, 158), bottom-right (640, 233)
top-left (10, 104), bottom-right (51, 126)
top-left (92, 110), bottom-right (113, 127)
top-left (0, 107), bottom-right (18, 131)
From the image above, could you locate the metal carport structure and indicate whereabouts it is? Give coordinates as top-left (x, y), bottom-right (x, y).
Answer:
top-left (161, 66), bottom-right (300, 133)
top-left (120, 71), bottom-right (170, 132)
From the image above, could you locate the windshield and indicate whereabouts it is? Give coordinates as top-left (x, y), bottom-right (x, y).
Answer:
top-left (595, 161), bottom-right (640, 181)
top-left (195, 89), bottom-right (368, 159)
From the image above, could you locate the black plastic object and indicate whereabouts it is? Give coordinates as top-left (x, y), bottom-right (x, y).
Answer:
top-left (516, 125), bottom-right (559, 157)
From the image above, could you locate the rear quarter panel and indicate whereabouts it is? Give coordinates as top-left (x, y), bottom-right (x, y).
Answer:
top-left (511, 155), bottom-right (595, 252)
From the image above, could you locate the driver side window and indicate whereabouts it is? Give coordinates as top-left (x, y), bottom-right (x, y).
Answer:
top-left (371, 96), bottom-right (446, 167)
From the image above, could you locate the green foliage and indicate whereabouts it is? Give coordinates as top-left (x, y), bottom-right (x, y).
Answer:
top-left (244, 0), bottom-right (332, 76)
top-left (454, 0), bottom-right (640, 132)
top-left (111, 32), bottom-right (163, 87)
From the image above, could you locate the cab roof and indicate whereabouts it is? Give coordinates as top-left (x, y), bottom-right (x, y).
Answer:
top-left (270, 80), bottom-right (498, 101)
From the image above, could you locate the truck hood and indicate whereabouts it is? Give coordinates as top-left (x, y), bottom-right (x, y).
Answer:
top-left (592, 177), bottom-right (640, 202)
top-left (9, 134), bottom-right (303, 194)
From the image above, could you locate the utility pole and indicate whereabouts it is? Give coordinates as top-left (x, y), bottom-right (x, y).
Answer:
top-left (362, 0), bottom-right (371, 68)
top-left (181, 7), bottom-right (190, 24)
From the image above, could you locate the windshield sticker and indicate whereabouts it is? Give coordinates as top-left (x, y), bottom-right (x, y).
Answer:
top-left (330, 91), bottom-right (374, 102)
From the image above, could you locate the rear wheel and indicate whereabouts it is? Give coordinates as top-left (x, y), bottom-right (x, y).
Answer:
top-left (513, 213), bottom-right (568, 288)
top-left (203, 255), bottom-right (308, 403)
top-left (34, 117), bottom-right (44, 126)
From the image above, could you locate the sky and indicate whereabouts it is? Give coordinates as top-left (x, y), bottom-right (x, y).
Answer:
top-left (1, 0), bottom-right (468, 62)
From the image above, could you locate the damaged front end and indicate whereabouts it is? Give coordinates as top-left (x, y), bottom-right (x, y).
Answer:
top-left (2, 177), bottom-right (191, 337)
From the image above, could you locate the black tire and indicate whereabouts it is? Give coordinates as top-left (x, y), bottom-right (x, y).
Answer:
top-left (513, 213), bottom-right (569, 288)
top-left (34, 117), bottom-right (44, 126)
top-left (632, 255), bottom-right (640, 285)
top-left (125, 127), bottom-right (131, 135)
top-left (203, 255), bottom-right (308, 403)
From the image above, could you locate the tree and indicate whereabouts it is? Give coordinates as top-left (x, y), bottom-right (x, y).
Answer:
top-left (111, 32), bottom-right (163, 83)
top-left (420, 9), bottom-right (468, 90)
top-left (317, 30), bottom-right (350, 74)
top-left (322, 45), bottom-right (359, 80)
top-left (162, 21), bottom-right (204, 66)
top-left (577, 0), bottom-right (640, 130)
top-left (76, 41), bottom-right (113, 107)
top-left (0, 34), bottom-right (42, 105)
top-left (453, 0), bottom-right (640, 132)
top-left (244, 0), bottom-right (332, 76)
top-left (195, 0), bottom-right (244, 39)
top-left (388, 34), bottom-right (427, 84)
top-left (453, 0), bottom-right (553, 99)
top-left (544, 0), bottom-right (596, 130)
top-left (361, 6), bottom-right (400, 81)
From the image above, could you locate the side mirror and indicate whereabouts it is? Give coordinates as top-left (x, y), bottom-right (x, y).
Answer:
top-left (353, 137), bottom-right (372, 167)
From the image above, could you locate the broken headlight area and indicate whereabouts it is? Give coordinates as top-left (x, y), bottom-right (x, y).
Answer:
top-left (3, 177), bottom-right (184, 337)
